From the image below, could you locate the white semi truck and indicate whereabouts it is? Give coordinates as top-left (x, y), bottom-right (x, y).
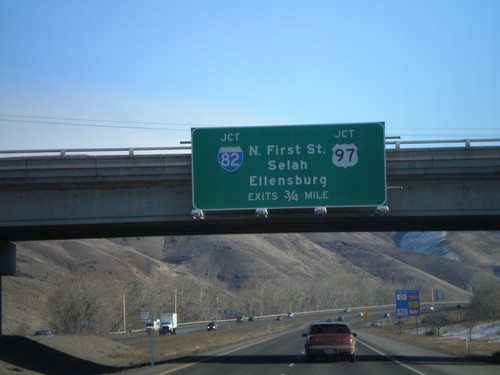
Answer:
top-left (159, 313), bottom-right (177, 335)
top-left (144, 319), bottom-right (160, 334)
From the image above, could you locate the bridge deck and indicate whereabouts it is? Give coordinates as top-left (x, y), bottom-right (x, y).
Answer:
top-left (0, 146), bottom-right (499, 240)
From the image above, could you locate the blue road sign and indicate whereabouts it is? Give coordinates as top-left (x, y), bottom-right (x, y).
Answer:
top-left (395, 290), bottom-right (420, 316)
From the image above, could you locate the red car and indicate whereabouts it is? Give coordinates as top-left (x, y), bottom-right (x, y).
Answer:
top-left (302, 322), bottom-right (357, 363)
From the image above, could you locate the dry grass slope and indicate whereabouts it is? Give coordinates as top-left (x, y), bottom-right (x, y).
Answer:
top-left (3, 231), bottom-right (499, 336)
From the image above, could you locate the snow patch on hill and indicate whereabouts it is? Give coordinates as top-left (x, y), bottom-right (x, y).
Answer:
top-left (397, 232), bottom-right (460, 261)
top-left (442, 321), bottom-right (500, 342)
top-left (412, 321), bottom-right (500, 342)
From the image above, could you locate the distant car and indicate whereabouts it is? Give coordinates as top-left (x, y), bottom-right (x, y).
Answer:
top-left (344, 307), bottom-right (351, 313)
top-left (337, 316), bottom-right (344, 321)
top-left (276, 315), bottom-right (283, 321)
top-left (357, 312), bottom-right (364, 317)
top-left (34, 330), bottom-right (54, 337)
top-left (287, 312), bottom-right (295, 318)
top-left (371, 320), bottom-right (381, 327)
top-left (456, 304), bottom-right (463, 309)
top-left (248, 316), bottom-right (255, 322)
top-left (236, 316), bottom-right (244, 323)
top-left (302, 322), bottom-right (356, 363)
top-left (207, 321), bottom-right (217, 331)
top-left (383, 313), bottom-right (391, 318)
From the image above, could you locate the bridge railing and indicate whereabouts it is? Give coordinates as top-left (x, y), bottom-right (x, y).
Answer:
top-left (386, 138), bottom-right (500, 149)
top-left (0, 146), bottom-right (191, 157)
top-left (0, 138), bottom-right (499, 157)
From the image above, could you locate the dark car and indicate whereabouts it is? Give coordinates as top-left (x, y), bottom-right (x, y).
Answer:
top-left (337, 316), bottom-right (344, 321)
top-left (34, 330), bottom-right (54, 337)
top-left (276, 315), bottom-right (283, 321)
top-left (236, 316), bottom-right (244, 323)
top-left (302, 322), bottom-right (356, 363)
top-left (248, 316), bottom-right (255, 322)
top-left (207, 321), bottom-right (217, 331)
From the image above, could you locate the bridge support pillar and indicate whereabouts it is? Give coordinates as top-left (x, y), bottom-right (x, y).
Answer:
top-left (0, 241), bottom-right (16, 336)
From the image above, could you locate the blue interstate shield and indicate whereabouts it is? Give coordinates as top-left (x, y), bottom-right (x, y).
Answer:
top-left (218, 146), bottom-right (244, 172)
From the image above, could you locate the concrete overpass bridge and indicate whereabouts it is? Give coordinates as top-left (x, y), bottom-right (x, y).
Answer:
top-left (0, 140), bottom-right (499, 243)
top-left (0, 139), bottom-right (499, 334)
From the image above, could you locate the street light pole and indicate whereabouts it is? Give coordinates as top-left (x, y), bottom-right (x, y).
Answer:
top-left (123, 290), bottom-right (126, 333)
top-left (431, 287), bottom-right (435, 310)
top-left (174, 289), bottom-right (177, 314)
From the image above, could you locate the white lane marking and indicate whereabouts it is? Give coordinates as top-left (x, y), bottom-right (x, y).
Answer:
top-left (356, 338), bottom-right (428, 375)
top-left (158, 329), bottom-right (297, 374)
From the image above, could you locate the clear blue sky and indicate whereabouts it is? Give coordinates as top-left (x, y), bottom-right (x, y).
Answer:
top-left (1, 0), bottom-right (499, 150)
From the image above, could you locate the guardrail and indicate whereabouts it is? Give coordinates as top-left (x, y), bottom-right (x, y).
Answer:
top-left (0, 138), bottom-right (499, 157)
top-left (108, 301), bottom-right (469, 335)
top-left (0, 146), bottom-right (191, 157)
top-left (386, 138), bottom-right (500, 149)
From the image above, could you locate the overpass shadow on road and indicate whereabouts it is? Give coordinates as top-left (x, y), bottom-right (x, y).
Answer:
top-left (0, 335), bottom-right (121, 375)
top-left (159, 353), bottom-right (493, 366)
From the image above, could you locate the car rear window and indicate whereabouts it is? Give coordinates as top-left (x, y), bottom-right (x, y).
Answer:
top-left (310, 324), bottom-right (351, 334)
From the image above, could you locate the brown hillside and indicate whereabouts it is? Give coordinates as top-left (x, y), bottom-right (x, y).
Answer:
top-left (3, 232), bottom-right (499, 335)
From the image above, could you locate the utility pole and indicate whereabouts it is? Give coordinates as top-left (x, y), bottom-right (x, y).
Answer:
top-left (174, 289), bottom-right (177, 314)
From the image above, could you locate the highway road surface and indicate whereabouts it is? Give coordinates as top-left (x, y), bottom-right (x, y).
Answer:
top-left (121, 322), bottom-right (497, 375)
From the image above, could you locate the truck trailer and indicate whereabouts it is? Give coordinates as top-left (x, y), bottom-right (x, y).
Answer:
top-left (159, 313), bottom-right (177, 335)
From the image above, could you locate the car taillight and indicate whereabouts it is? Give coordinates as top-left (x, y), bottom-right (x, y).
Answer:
top-left (342, 336), bottom-right (353, 344)
top-left (309, 337), bottom-right (320, 344)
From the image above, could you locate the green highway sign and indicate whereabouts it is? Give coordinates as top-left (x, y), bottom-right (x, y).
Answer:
top-left (191, 123), bottom-right (386, 210)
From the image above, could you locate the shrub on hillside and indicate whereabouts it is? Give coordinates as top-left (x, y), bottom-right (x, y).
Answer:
top-left (469, 284), bottom-right (500, 320)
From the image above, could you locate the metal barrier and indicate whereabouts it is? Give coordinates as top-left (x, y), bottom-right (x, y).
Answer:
top-left (0, 146), bottom-right (191, 157)
top-left (385, 138), bottom-right (500, 149)
top-left (1, 138), bottom-right (500, 157)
